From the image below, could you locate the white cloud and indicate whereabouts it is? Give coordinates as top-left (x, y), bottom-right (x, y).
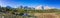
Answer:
top-left (0, 0), bottom-right (9, 7)
top-left (0, 0), bottom-right (6, 7)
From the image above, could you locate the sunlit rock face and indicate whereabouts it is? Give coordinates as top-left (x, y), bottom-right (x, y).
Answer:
top-left (35, 6), bottom-right (42, 10)
top-left (35, 5), bottom-right (42, 10)
top-left (35, 5), bottom-right (55, 10)
top-left (44, 6), bottom-right (55, 10)
top-left (44, 6), bottom-right (51, 9)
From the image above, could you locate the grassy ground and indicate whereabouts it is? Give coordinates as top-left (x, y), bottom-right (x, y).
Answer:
top-left (33, 13), bottom-right (60, 18)
top-left (1, 12), bottom-right (60, 18)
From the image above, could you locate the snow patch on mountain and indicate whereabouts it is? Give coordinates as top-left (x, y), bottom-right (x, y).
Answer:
top-left (35, 5), bottom-right (55, 10)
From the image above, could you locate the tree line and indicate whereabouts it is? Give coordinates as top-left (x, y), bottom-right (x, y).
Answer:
top-left (0, 5), bottom-right (60, 16)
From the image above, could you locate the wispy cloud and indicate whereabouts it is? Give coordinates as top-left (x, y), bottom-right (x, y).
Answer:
top-left (0, 0), bottom-right (7, 7)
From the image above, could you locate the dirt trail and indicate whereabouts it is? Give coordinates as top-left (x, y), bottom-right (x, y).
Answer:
top-left (34, 13), bottom-right (60, 18)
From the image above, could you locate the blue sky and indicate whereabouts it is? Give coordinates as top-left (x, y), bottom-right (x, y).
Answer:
top-left (0, 0), bottom-right (60, 8)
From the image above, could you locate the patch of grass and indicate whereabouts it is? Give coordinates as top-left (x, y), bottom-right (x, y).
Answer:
top-left (55, 12), bottom-right (60, 14)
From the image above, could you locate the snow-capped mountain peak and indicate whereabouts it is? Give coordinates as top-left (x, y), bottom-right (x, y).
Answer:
top-left (35, 5), bottom-right (55, 10)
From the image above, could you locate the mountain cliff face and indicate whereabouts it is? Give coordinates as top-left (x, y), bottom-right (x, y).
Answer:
top-left (35, 6), bottom-right (55, 10)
